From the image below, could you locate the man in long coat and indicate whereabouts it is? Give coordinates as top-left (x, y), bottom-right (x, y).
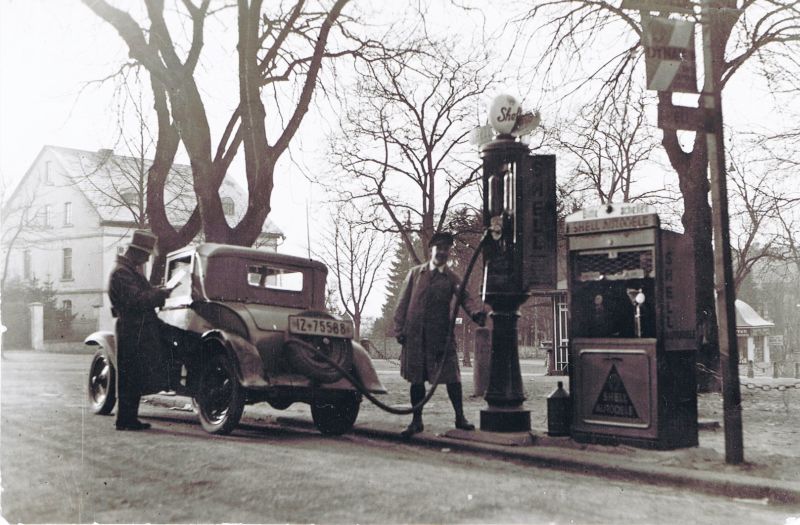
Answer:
top-left (393, 232), bottom-right (487, 437)
top-left (108, 230), bottom-right (172, 431)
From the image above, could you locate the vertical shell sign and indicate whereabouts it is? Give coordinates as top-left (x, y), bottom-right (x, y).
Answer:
top-left (488, 94), bottom-right (521, 135)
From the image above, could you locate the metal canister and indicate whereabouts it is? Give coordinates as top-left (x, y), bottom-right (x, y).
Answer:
top-left (547, 381), bottom-right (571, 437)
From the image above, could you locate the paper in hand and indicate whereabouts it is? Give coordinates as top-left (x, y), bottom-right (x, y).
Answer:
top-left (165, 269), bottom-right (187, 290)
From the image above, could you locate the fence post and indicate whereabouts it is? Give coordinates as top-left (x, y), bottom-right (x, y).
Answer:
top-left (795, 362), bottom-right (799, 379)
top-left (29, 302), bottom-right (44, 351)
top-left (773, 361), bottom-right (780, 379)
top-left (747, 360), bottom-right (754, 378)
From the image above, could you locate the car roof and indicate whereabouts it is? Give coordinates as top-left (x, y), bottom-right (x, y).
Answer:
top-left (168, 243), bottom-right (327, 272)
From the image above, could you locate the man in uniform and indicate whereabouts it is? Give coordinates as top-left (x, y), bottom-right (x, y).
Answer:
top-left (393, 232), bottom-right (487, 438)
top-left (108, 230), bottom-right (172, 431)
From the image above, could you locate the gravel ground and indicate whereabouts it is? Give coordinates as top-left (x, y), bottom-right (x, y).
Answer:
top-left (254, 359), bottom-right (800, 483)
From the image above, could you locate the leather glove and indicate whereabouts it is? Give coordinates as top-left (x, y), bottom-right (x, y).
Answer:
top-left (396, 334), bottom-right (406, 345)
top-left (471, 311), bottom-right (487, 327)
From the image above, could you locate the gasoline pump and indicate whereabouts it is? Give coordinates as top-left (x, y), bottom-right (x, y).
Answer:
top-left (565, 203), bottom-right (698, 449)
top-left (478, 95), bottom-right (557, 432)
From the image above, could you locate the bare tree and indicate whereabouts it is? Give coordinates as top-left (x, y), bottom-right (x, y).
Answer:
top-left (0, 179), bottom-right (59, 291)
top-left (726, 141), bottom-right (782, 292)
top-left (83, 0), bottom-right (384, 281)
top-left (512, 0), bottom-right (800, 390)
top-left (325, 32), bottom-right (493, 264)
top-left (315, 205), bottom-right (390, 340)
top-left (70, 72), bottom-right (194, 232)
top-left (553, 80), bottom-right (664, 205)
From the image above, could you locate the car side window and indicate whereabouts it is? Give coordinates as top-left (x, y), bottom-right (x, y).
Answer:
top-left (167, 257), bottom-right (193, 299)
top-left (247, 264), bottom-right (303, 292)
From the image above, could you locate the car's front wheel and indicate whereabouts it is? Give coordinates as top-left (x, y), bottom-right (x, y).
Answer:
top-left (195, 353), bottom-right (245, 435)
top-left (88, 350), bottom-right (116, 415)
top-left (311, 391), bottom-right (361, 435)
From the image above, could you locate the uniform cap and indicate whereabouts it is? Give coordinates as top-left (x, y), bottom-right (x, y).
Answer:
top-left (428, 232), bottom-right (454, 248)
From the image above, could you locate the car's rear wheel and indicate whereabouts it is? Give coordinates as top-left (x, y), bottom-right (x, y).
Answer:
top-left (311, 391), bottom-right (361, 435)
top-left (88, 350), bottom-right (116, 415)
top-left (196, 353), bottom-right (245, 435)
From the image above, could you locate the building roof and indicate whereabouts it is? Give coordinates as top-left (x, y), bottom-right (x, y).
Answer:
top-left (735, 299), bottom-right (774, 329)
top-left (42, 145), bottom-right (283, 238)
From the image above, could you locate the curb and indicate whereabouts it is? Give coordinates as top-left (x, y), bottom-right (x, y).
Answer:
top-left (145, 394), bottom-right (800, 505)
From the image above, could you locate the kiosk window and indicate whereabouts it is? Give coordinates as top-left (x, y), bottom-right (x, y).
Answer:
top-left (574, 249), bottom-right (654, 282)
top-left (570, 249), bottom-right (656, 339)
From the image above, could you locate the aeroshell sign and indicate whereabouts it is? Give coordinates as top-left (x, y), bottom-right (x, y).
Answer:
top-left (565, 203), bottom-right (659, 235)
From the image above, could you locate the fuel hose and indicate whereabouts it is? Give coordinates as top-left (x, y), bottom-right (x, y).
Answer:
top-left (287, 229), bottom-right (491, 415)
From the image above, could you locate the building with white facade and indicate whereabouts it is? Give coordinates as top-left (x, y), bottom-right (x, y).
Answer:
top-left (1, 145), bottom-right (284, 343)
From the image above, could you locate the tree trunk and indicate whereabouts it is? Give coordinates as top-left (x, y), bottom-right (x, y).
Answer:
top-left (660, 94), bottom-right (721, 392)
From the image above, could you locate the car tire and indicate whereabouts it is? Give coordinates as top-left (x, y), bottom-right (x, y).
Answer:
top-left (88, 350), bottom-right (116, 415)
top-left (311, 391), bottom-right (361, 436)
top-left (195, 353), bottom-right (245, 435)
top-left (286, 335), bottom-right (353, 384)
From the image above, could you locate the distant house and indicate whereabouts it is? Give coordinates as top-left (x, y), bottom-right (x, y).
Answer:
top-left (736, 299), bottom-right (775, 364)
top-left (1, 145), bottom-right (284, 341)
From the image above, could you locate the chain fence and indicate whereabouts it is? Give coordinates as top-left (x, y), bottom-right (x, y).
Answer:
top-left (741, 382), bottom-right (800, 392)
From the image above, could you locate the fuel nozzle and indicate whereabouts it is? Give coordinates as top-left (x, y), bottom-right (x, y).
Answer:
top-left (626, 288), bottom-right (646, 337)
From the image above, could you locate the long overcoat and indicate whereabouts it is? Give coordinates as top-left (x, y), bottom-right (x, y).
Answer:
top-left (108, 256), bottom-right (170, 398)
top-left (393, 262), bottom-right (482, 384)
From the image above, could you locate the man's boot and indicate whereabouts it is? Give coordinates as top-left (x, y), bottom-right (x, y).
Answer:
top-left (447, 382), bottom-right (475, 430)
top-left (401, 383), bottom-right (425, 438)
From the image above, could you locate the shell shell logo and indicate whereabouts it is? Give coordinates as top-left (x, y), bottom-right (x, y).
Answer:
top-left (488, 94), bottom-right (521, 135)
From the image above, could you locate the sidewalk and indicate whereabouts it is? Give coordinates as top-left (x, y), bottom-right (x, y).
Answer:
top-left (147, 359), bottom-right (800, 505)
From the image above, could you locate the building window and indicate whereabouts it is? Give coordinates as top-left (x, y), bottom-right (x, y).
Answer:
top-left (62, 299), bottom-right (73, 318)
top-left (62, 248), bottom-right (73, 280)
top-left (63, 202), bottom-right (72, 226)
top-left (23, 250), bottom-right (31, 279)
top-left (44, 161), bottom-right (53, 185)
top-left (122, 191), bottom-right (138, 206)
top-left (222, 197), bottom-right (235, 216)
top-left (43, 205), bottom-right (52, 227)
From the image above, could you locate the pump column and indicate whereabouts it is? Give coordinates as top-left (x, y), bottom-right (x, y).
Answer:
top-left (479, 137), bottom-right (533, 432)
top-left (476, 94), bottom-right (556, 434)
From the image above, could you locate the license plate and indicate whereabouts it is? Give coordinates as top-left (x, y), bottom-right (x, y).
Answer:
top-left (288, 315), bottom-right (354, 339)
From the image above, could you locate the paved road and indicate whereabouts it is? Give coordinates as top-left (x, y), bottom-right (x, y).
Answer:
top-left (1, 351), bottom-right (796, 524)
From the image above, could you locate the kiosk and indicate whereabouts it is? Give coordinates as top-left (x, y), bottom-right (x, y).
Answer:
top-left (566, 203), bottom-right (698, 449)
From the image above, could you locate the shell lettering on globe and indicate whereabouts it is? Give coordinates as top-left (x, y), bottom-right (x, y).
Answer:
top-left (488, 94), bottom-right (521, 135)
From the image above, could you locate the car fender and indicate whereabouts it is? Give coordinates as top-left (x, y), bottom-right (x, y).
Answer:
top-left (350, 340), bottom-right (387, 394)
top-left (201, 329), bottom-right (269, 388)
top-left (84, 331), bottom-right (117, 367)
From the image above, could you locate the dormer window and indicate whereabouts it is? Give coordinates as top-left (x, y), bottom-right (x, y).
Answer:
top-left (222, 197), bottom-right (235, 216)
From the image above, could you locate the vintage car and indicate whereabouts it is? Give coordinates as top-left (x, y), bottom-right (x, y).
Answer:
top-left (86, 243), bottom-right (386, 436)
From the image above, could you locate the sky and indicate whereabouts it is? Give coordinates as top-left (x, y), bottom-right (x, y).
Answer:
top-left (1, 1), bottom-right (795, 317)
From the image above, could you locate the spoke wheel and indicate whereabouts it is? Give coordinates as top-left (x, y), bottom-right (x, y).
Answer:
top-left (311, 391), bottom-right (361, 436)
top-left (88, 350), bottom-right (116, 415)
top-left (196, 353), bottom-right (244, 435)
